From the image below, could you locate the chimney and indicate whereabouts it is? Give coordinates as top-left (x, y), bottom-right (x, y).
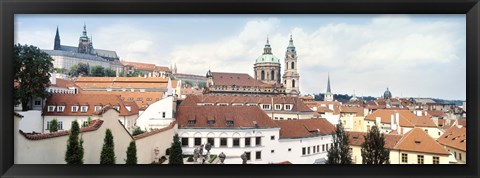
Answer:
top-left (416, 110), bottom-right (422, 116)
top-left (397, 125), bottom-right (401, 134)
top-left (375, 117), bottom-right (381, 125)
top-left (390, 114), bottom-right (395, 130)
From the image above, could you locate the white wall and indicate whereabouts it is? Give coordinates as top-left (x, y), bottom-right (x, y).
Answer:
top-left (18, 110), bottom-right (43, 133)
top-left (136, 96), bottom-right (175, 131)
top-left (135, 123), bottom-right (177, 164)
top-left (276, 135), bottom-right (333, 164)
top-left (178, 128), bottom-right (280, 164)
top-left (17, 109), bottom-right (133, 164)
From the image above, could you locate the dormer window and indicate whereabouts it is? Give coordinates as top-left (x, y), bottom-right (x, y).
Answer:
top-left (207, 120), bottom-right (215, 125)
top-left (94, 106), bottom-right (102, 111)
top-left (284, 104), bottom-right (293, 110)
top-left (47, 106), bottom-right (55, 112)
top-left (247, 103), bottom-right (258, 106)
top-left (57, 106), bottom-right (65, 113)
top-left (128, 97), bottom-right (134, 101)
top-left (146, 98), bottom-right (152, 101)
top-left (125, 106), bottom-right (131, 112)
top-left (217, 103), bottom-right (229, 106)
top-left (71, 106), bottom-right (79, 112)
top-left (80, 106), bottom-right (88, 112)
top-left (137, 97), bottom-right (142, 101)
top-left (226, 120), bottom-right (234, 126)
top-left (274, 104), bottom-right (282, 110)
top-left (261, 104), bottom-right (271, 110)
top-left (188, 119), bottom-right (196, 125)
top-left (232, 103), bottom-right (244, 106)
top-left (113, 106), bottom-right (120, 111)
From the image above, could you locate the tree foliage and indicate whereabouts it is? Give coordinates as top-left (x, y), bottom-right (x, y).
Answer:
top-left (91, 65), bottom-right (105, 77)
top-left (361, 125), bottom-right (390, 164)
top-left (65, 121), bottom-right (84, 164)
top-left (326, 122), bottom-right (352, 164)
top-left (125, 141), bottom-right (137, 164)
top-left (168, 134), bottom-right (184, 164)
top-left (132, 127), bottom-right (145, 136)
top-left (69, 63), bottom-right (90, 77)
top-left (14, 44), bottom-right (54, 111)
top-left (49, 119), bottom-right (59, 133)
top-left (105, 68), bottom-right (116, 77)
top-left (100, 129), bottom-right (116, 164)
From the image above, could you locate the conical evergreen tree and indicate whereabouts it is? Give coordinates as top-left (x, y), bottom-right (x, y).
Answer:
top-left (326, 122), bottom-right (352, 164)
top-left (125, 140), bottom-right (137, 164)
top-left (168, 134), bottom-right (184, 164)
top-left (100, 129), bottom-right (116, 164)
top-left (65, 121), bottom-right (84, 164)
top-left (361, 125), bottom-right (390, 164)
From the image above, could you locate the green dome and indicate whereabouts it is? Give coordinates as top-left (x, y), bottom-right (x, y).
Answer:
top-left (255, 54), bottom-right (280, 64)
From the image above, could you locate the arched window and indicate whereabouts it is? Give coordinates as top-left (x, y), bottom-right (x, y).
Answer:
top-left (291, 62), bottom-right (295, 69)
top-left (271, 70), bottom-right (275, 80)
top-left (292, 79), bottom-right (295, 88)
top-left (261, 70), bottom-right (265, 80)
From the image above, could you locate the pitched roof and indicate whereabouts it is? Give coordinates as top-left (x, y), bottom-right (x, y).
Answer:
top-left (395, 128), bottom-right (450, 155)
top-left (365, 109), bottom-right (415, 127)
top-left (133, 121), bottom-right (176, 140)
top-left (75, 77), bottom-right (177, 89)
top-left (275, 119), bottom-right (336, 139)
top-left (211, 72), bottom-right (264, 87)
top-left (176, 106), bottom-right (278, 129)
top-left (427, 110), bottom-right (447, 117)
top-left (121, 61), bottom-right (157, 71)
top-left (340, 106), bottom-right (364, 116)
top-left (180, 95), bottom-right (313, 112)
top-left (51, 78), bottom-right (77, 89)
top-left (303, 101), bottom-right (341, 114)
top-left (43, 93), bottom-right (138, 116)
top-left (81, 90), bottom-right (163, 109)
top-left (20, 119), bottom-right (103, 140)
top-left (437, 126), bottom-right (466, 152)
top-left (347, 131), bottom-right (403, 149)
top-left (407, 116), bottom-right (437, 128)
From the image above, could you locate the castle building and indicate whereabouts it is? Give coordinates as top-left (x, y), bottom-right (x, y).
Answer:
top-left (44, 24), bottom-right (123, 75)
top-left (283, 35), bottom-right (300, 96)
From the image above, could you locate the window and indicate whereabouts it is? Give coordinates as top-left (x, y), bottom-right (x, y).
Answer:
top-left (326, 144), bottom-right (329, 151)
top-left (181, 138), bottom-right (189, 146)
top-left (146, 98), bottom-right (152, 101)
top-left (137, 97), bottom-right (142, 101)
top-left (256, 151), bottom-right (262, 160)
top-left (302, 147), bottom-right (306, 155)
top-left (94, 106), bottom-right (102, 111)
top-left (262, 104), bottom-right (271, 110)
top-left (313, 146), bottom-right (316, 153)
top-left (459, 153), bottom-right (462, 161)
top-left (255, 137), bottom-right (262, 146)
top-left (274, 104), bottom-right (282, 110)
top-left (188, 120), bottom-right (196, 125)
top-left (113, 106), bottom-right (120, 111)
top-left (57, 121), bottom-right (63, 130)
top-left (47, 106), bottom-right (55, 112)
top-left (291, 62), bottom-right (295, 69)
top-left (57, 106), bottom-right (65, 112)
top-left (322, 145), bottom-right (325, 152)
top-left (82, 121), bottom-right (89, 128)
top-left (34, 100), bottom-right (41, 106)
top-left (417, 155), bottom-right (424, 164)
top-left (402, 153), bottom-right (408, 163)
top-left (271, 150), bottom-right (275, 153)
top-left (245, 137), bottom-right (251, 146)
top-left (220, 138), bottom-right (227, 147)
top-left (207, 138), bottom-right (214, 145)
top-left (194, 138), bottom-right (201, 146)
top-left (433, 156), bottom-right (439, 164)
top-left (285, 104), bottom-right (292, 110)
top-left (207, 120), bottom-right (215, 125)
top-left (233, 138), bottom-right (240, 147)
top-left (80, 106), bottom-right (88, 112)
top-left (424, 129), bottom-right (428, 134)
top-left (317, 145), bottom-right (320, 152)
top-left (162, 112), bottom-right (166, 118)
top-left (308, 147), bottom-right (311, 154)
top-left (288, 148), bottom-right (292, 152)
top-left (292, 79), bottom-right (295, 88)
top-left (128, 97), bottom-right (134, 101)
top-left (246, 152), bottom-right (251, 161)
top-left (271, 136), bottom-right (275, 140)
top-left (274, 117), bottom-right (278, 120)
top-left (226, 120), bottom-right (234, 126)
top-left (280, 117), bottom-right (284, 120)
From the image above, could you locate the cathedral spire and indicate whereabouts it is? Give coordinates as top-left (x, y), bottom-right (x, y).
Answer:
top-left (82, 22), bottom-right (88, 37)
top-left (54, 26), bottom-right (61, 50)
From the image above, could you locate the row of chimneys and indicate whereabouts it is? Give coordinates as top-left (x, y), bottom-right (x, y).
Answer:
top-left (374, 112), bottom-right (402, 134)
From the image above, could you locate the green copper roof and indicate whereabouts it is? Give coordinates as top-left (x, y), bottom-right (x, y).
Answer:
top-left (255, 53), bottom-right (280, 64)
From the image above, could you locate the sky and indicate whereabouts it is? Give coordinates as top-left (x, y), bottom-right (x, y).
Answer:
top-left (14, 14), bottom-right (466, 100)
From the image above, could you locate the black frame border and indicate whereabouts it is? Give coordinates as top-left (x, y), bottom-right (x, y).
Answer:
top-left (1, 0), bottom-right (479, 178)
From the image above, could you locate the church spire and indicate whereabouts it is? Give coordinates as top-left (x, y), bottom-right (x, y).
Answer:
top-left (83, 22), bottom-right (87, 36)
top-left (54, 26), bottom-right (61, 50)
top-left (263, 35), bottom-right (272, 54)
top-left (327, 73), bottom-right (331, 93)
top-left (288, 34), bottom-right (294, 47)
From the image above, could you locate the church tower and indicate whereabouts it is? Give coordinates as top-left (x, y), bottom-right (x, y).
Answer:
top-left (54, 26), bottom-right (61, 50)
top-left (324, 74), bottom-right (334, 101)
top-left (254, 36), bottom-right (282, 85)
top-left (78, 23), bottom-right (94, 54)
top-left (283, 35), bottom-right (300, 96)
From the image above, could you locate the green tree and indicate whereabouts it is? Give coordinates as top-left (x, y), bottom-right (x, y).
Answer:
top-left (14, 44), bottom-right (54, 111)
top-left (82, 117), bottom-right (92, 128)
top-left (326, 122), bottom-right (352, 164)
top-left (69, 63), bottom-right (90, 77)
top-left (198, 82), bottom-right (206, 89)
top-left (91, 65), bottom-right (105, 77)
top-left (105, 68), bottom-right (116, 77)
top-left (49, 118), bottom-right (59, 133)
top-left (100, 129), bottom-right (116, 164)
top-left (125, 141), bottom-right (137, 164)
top-left (168, 134), bottom-right (184, 164)
top-left (65, 121), bottom-right (84, 164)
top-left (132, 127), bottom-right (145, 136)
top-left (361, 125), bottom-right (390, 164)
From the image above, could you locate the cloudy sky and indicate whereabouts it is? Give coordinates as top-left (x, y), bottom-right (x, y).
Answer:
top-left (15, 14), bottom-right (466, 100)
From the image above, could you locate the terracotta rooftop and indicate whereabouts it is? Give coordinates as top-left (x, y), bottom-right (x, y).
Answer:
top-left (176, 106), bottom-right (278, 129)
top-left (340, 106), bottom-right (364, 116)
top-left (365, 109), bottom-right (416, 127)
top-left (81, 90), bottom-right (164, 109)
top-left (121, 61), bottom-right (157, 71)
top-left (20, 119), bottom-right (103, 140)
top-left (347, 131), bottom-right (403, 149)
top-left (43, 93), bottom-right (139, 116)
top-left (437, 126), bottom-right (466, 152)
top-left (427, 110), bottom-right (447, 117)
top-left (275, 119), bottom-right (336, 139)
top-left (407, 116), bottom-right (437, 128)
top-left (304, 101), bottom-right (341, 115)
top-left (211, 72), bottom-right (264, 87)
top-left (51, 78), bottom-right (77, 89)
top-left (395, 128), bottom-right (450, 155)
top-left (180, 95), bottom-right (313, 112)
top-left (75, 77), bottom-right (178, 89)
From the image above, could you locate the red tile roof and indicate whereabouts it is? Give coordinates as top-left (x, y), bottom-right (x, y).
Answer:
top-left (81, 90), bottom-right (164, 109)
top-left (275, 119), bottom-right (336, 139)
top-left (365, 109), bottom-right (415, 127)
top-left (407, 116), bottom-right (437, 128)
top-left (395, 128), bottom-right (450, 155)
top-left (347, 131), bottom-right (403, 149)
top-left (133, 121), bottom-right (177, 140)
top-left (20, 119), bottom-right (103, 140)
top-left (176, 106), bottom-right (278, 129)
top-left (427, 110), bottom-right (447, 117)
top-left (121, 61), bottom-right (157, 71)
top-left (340, 106), bottom-right (364, 116)
top-left (43, 93), bottom-right (139, 116)
top-left (211, 72), bottom-right (264, 87)
top-left (51, 78), bottom-right (77, 89)
top-left (437, 126), bottom-right (466, 152)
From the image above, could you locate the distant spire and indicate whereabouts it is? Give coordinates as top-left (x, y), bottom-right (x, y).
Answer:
top-left (82, 22), bottom-right (87, 37)
top-left (54, 26), bottom-right (61, 50)
top-left (327, 73), bottom-right (331, 93)
top-left (266, 35), bottom-right (269, 44)
top-left (288, 33), bottom-right (294, 47)
top-left (264, 35), bottom-right (272, 54)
